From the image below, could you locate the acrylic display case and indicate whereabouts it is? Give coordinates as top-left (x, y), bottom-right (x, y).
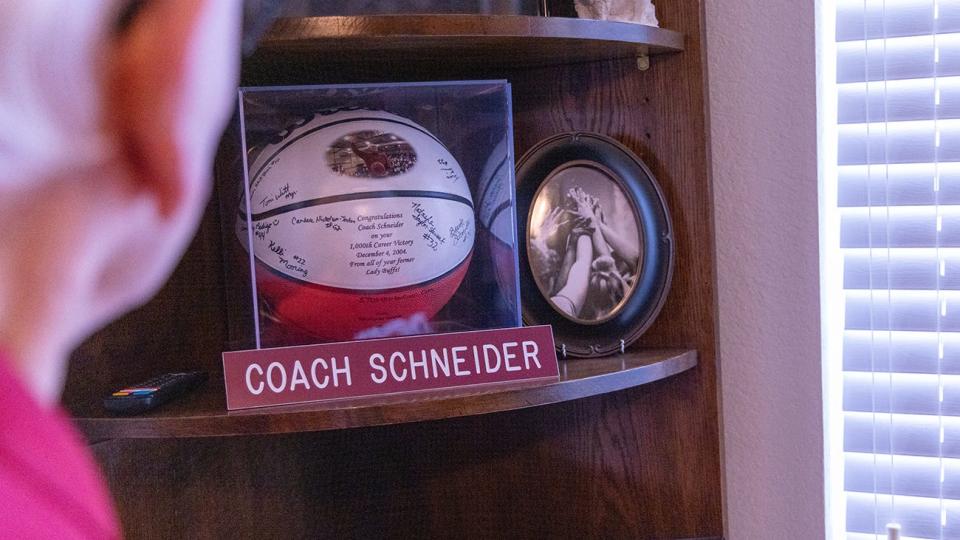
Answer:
top-left (221, 81), bottom-right (520, 349)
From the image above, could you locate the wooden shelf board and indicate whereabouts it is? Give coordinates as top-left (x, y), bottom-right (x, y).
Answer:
top-left (73, 348), bottom-right (696, 440)
top-left (244, 15), bottom-right (684, 72)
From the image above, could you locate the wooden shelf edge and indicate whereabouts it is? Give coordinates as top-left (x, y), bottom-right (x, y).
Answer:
top-left (74, 348), bottom-right (696, 440)
top-left (260, 15), bottom-right (684, 52)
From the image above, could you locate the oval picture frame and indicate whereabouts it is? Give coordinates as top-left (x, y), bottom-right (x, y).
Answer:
top-left (516, 132), bottom-right (674, 357)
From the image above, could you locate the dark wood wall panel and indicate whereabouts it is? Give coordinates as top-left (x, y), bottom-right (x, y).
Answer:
top-left (96, 376), bottom-right (714, 540)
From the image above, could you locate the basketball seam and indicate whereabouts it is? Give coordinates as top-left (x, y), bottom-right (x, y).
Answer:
top-left (255, 249), bottom-right (473, 293)
top-left (246, 190), bottom-right (474, 222)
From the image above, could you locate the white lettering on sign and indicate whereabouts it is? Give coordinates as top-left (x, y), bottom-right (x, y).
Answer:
top-left (223, 327), bottom-right (558, 411)
top-left (243, 357), bottom-right (353, 394)
top-left (431, 348), bottom-right (450, 378)
top-left (503, 341), bottom-right (518, 371)
top-left (290, 361), bottom-right (309, 391)
top-left (369, 353), bottom-right (387, 384)
top-left (267, 362), bottom-right (287, 393)
top-left (332, 357), bottom-right (352, 387)
top-left (311, 357), bottom-right (329, 389)
top-left (246, 364), bottom-right (264, 395)
top-left (237, 338), bottom-right (550, 398)
top-left (389, 351), bottom-right (408, 382)
top-left (483, 343), bottom-right (502, 372)
top-left (363, 340), bottom-right (548, 385)
top-left (522, 340), bottom-right (542, 369)
top-left (410, 350), bottom-right (428, 380)
top-left (452, 346), bottom-right (469, 376)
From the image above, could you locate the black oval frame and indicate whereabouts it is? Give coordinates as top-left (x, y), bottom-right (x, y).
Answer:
top-left (516, 132), bottom-right (674, 357)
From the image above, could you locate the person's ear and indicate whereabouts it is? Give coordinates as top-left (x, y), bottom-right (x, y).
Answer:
top-left (106, 0), bottom-right (240, 218)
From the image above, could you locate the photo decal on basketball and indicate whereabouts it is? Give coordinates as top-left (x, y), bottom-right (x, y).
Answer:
top-left (326, 130), bottom-right (417, 178)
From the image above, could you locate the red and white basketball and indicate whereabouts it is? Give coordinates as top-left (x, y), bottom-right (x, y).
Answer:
top-left (240, 109), bottom-right (475, 341)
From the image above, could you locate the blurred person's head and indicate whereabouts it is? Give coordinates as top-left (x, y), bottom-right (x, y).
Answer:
top-left (0, 0), bottom-right (241, 402)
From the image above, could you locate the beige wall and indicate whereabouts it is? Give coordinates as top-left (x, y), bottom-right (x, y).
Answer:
top-left (704, 1), bottom-right (824, 538)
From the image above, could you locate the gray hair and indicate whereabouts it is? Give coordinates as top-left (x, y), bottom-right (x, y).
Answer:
top-left (0, 1), bottom-right (123, 185)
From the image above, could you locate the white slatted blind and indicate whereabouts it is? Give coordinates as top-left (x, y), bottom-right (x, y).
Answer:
top-left (834, 1), bottom-right (960, 538)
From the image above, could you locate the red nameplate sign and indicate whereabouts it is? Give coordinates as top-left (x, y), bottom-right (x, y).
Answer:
top-left (222, 325), bottom-right (558, 410)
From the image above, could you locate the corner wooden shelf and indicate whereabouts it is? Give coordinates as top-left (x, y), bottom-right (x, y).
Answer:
top-left (245, 15), bottom-right (684, 73)
top-left (66, 4), bottom-right (721, 536)
top-left (72, 349), bottom-right (695, 440)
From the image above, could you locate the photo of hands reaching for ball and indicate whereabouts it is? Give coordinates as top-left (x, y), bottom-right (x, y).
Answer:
top-left (528, 164), bottom-right (642, 323)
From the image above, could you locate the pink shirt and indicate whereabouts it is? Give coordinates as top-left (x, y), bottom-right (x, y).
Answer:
top-left (0, 356), bottom-right (120, 539)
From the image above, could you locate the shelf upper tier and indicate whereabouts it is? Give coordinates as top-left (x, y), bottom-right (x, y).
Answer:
top-left (244, 15), bottom-right (685, 72)
top-left (73, 349), bottom-right (696, 440)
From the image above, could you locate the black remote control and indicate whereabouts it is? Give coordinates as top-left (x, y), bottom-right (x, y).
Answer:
top-left (103, 372), bottom-right (208, 415)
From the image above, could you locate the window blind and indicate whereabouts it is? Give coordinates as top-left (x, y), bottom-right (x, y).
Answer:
top-left (835, 1), bottom-right (960, 538)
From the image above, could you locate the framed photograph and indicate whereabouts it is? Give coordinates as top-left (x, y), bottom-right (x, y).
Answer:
top-left (220, 81), bottom-right (521, 350)
top-left (516, 132), bottom-right (673, 357)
